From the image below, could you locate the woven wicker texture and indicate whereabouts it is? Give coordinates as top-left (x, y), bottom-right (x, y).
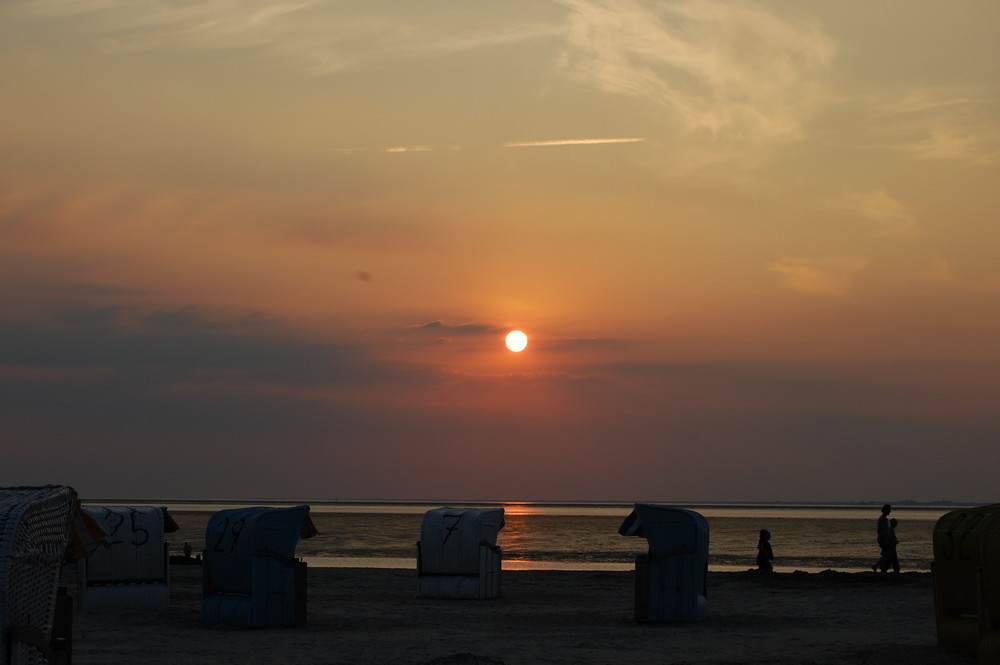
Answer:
top-left (977, 512), bottom-right (1000, 664)
top-left (932, 504), bottom-right (1000, 658)
top-left (201, 505), bottom-right (309, 627)
top-left (0, 485), bottom-right (77, 665)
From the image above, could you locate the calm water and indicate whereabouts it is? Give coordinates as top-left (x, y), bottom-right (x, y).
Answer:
top-left (106, 500), bottom-right (965, 573)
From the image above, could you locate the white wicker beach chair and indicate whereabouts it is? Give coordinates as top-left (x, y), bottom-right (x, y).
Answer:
top-left (619, 503), bottom-right (709, 622)
top-left (75, 506), bottom-right (175, 611)
top-left (416, 507), bottom-right (504, 599)
top-left (201, 505), bottom-right (312, 628)
top-left (0, 485), bottom-right (77, 665)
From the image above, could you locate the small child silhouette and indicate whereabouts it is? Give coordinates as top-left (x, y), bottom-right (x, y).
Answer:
top-left (756, 529), bottom-right (773, 572)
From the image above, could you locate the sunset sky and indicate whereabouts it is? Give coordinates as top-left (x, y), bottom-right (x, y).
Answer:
top-left (3, 1), bottom-right (999, 503)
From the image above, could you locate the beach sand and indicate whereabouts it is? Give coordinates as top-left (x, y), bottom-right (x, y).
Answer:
top-left (65, 566), bottom-right (973, 664)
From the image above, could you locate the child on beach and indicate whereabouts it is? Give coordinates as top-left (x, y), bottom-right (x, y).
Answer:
top-left (756, 529), bottom-right (773, 572)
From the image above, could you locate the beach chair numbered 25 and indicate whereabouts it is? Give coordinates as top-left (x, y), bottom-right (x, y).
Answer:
top-left (75, 505), bottom-right (176, 611)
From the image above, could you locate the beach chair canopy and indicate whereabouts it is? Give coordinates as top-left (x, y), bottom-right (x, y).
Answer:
top-left (619, 503), bottom-right (709, 558)
top-left (619, 503), bottom-right (709, 623)
top-left (201, 505), bottom-right (311, 627)
top-left (69, 507), bottom-right (108, 560)
top-left (0, 485), bottom-right (78, 665)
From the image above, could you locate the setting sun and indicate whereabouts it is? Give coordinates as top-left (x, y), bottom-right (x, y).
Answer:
top-left (505, 330), bottom-right (528, 352)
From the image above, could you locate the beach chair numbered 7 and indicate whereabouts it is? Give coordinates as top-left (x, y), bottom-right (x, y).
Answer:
top-left (416, 507), bottom-right (505, 600)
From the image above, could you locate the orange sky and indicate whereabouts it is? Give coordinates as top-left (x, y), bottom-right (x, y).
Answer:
top-left (2, 1), bottom-right (999, 502)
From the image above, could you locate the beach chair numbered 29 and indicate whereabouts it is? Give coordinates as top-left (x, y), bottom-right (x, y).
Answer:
top-left (417, 507), bottom-right (505, 599)
top-left (619, 503), bottom-right (709, 623)
top-left (0, 485), bottom-right (78, 665)
top-left (75, 505), bottom-right (176, 611)
top-left (200, 505), bottom-right (312, 628)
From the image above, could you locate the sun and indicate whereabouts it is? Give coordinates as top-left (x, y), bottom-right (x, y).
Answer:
top-left (505, 330), bottom-right (528, 352)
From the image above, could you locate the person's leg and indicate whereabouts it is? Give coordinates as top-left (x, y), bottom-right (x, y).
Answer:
top-left (877, 548), bottom-right (889, 573)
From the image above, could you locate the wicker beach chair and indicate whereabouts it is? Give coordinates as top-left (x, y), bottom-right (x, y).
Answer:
top-left (0, 485), bottom-right (78, 665)
top-left (974, 512), bottom-right (1000, 664)
top-left (619, 503), bottom-right (709, 622)
top-left (932, 503), bottom-right (1000, 658)
top-left (200, 505), bottom-right (312, 628)
top-left (416, 507), bottom-right (504, 599)
top-left (75, 506), bottom-right (178, 611)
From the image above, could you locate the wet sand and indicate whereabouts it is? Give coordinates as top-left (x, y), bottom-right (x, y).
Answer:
top-left (66, 566), bottom-right (971, 664)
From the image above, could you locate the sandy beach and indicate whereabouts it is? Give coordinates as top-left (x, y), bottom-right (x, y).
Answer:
top-left (63, 566), bottom-right (973, 665)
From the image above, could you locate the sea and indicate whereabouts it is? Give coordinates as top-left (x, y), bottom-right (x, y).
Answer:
top-left (101, 500), bottom-right (969, 574)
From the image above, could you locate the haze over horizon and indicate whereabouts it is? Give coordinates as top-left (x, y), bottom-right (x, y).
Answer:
top-left (3, 1), bottom-right (998, 504)
top-left (76, 496), bottom-right (982, 509)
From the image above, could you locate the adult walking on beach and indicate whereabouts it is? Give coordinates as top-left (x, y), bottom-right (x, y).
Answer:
top-left (872, 504), bottom-right (891, 573)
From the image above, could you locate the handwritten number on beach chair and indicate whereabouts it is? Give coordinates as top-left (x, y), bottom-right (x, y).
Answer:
top-left (213, 517), bottom-right (231, 552)
top-left (443, 513), bottom-right (463, 544)
top-left (102, 508), bottom-right (126, 545)
top-left (229, 517), bottom-right (245, 552)
top-left (99, 507), bottom-right (149, 548)
top-left (212, 516), bottom-right (247, 553)
top-left (129, 507), bottom-right (149, 547)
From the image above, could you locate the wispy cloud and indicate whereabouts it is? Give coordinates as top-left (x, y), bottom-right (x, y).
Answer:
top-left (830, 189), bottom-right (917, 238)
top-left (866, 87), bottom-right (1000, 166)
top-left (406, 320), bottom-right (504, 336)
top-left (503, 137), bottom-right (645, 148)
top-left (553, 0), bottom-right (836, 143)
top-left (768, 256), bottom-right (870, 297)
top-left (325, 139), bottom-right (642, 154)
top-left (910, 126), bottom-right (1000, 165)
top-left (22, 0), bottom-right (557, 75)
top-left (383, 145), bottom-right (435, 153)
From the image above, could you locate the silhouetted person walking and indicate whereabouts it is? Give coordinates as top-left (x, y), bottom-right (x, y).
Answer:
top-left (872, 504), bottom-right (891, 573)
